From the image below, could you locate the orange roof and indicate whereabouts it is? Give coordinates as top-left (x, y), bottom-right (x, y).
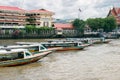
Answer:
top-left (0, 5), bottom-right (25, 11)
top-left (54, 23), bottom-right (74, 29)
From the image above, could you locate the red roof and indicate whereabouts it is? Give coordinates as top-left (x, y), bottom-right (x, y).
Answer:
top-left (114, 8), bottom-right (120, 15)
top-left (111, 8), bottom-right (120, 16)
top-left (30, 9), bottom-right (54, 14)
top-left (54, 23), bottom-right (74, 30)
top-left (108, 7), bottom-right (120, 24)
top-left (0, 6), bottom-right (25, 11)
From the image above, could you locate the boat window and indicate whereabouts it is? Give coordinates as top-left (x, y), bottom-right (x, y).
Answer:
top-left (79, 43), bottom-right (82, 45)
top-left (74, 43), bottom-right (78, 46)
top-left (40, 46), bottom-right (46, 50)
top-left (28, 46), bottom-right (39, 52)
top-left (0, 52), bottom-right (21, 61)
top-left (45, 44), bottom-right (48, 47)
top-left (34, 46), bottom-right (39, 51)
top-left (18, 52), bottom-right (24, 58)
top-left (25, 52), bottom-right (31, 56)
top-left (70, 43), bottom-right (75, 46)
top-left (0, 54), bottom-right (13, 61)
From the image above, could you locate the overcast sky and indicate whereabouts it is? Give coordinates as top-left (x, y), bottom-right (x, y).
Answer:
top-left (0, 0), bottom-right (120, 20)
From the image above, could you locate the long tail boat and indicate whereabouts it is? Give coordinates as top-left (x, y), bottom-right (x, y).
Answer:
top-left (92, 38), bottom-right (111, 44)
top-left (0, 48), bottom-right (52, 67)
top-left (16, 41), bottom-right (89, 51)
top-left (0, 44), bottom-right (60, 53)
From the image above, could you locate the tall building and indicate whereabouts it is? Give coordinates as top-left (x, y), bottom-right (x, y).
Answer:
top-left (26, 9), bottom-right (55, 27)
top-left (107, 7), bottom-right (120, 27)
top-left (0, 6), bottom-right (55, 28)
top-left (0, 6), bottom-right (26, 28)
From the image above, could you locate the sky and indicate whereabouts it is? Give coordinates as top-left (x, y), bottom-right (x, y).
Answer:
top-left (0, 0), bottom-right (120, 20)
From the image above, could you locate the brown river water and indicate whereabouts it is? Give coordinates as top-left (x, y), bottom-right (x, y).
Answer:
top-left (0, 39), bottom-right (120, 80)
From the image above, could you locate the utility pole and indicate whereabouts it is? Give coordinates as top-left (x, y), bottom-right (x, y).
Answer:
top-left (78, 8), bottom-right (81, 19)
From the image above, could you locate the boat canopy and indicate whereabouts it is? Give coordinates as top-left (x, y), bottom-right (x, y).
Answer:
top-left (0, 49), bottom-right (28, 54)
top-left (0, 44), bottom-right (46, 50)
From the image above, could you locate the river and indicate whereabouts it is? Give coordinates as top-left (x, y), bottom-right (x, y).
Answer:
top-left (0, 39), bottom-right (120, 80)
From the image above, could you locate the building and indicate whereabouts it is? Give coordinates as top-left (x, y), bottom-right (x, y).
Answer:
top-left (107, 7), bottom-right (120, 27)
top-left (53, 23), bottom-right (78, 37)
top-left (0, 5), bottom-right (55, 28)
top-left (54, 23), bottom-right (73, 30)
top-left (0, 6), bottom-right (27, 28)
top-left (26, 9), bottom-right (54, 27)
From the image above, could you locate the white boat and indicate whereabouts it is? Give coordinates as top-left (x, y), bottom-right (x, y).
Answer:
top-left (16, 41), bottom-right (88, 51)
top-left (0, 48), bottom-right (52, 67)
top-left (0, 44), bottom-right (60, 52)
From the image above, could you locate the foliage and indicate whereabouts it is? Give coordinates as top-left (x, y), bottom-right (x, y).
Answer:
top-left (86, 17), bottom-right (117, 32)
top-left (19, 30), bottom-right (26, 36)
top-left (25, 25), bottom-right (36, 34)
top-left (25, 25), bottom-right (54, 34)
top-left (37, 27), bottom-right (54, 34)
top-left (5, 30), bottom-right (9, 35)
top-left (37, 26), bottom-right (54, 30)
top-left (103, 17), bottom-right (117, 32)
top-left (72, 18), bottom-right (85, 33)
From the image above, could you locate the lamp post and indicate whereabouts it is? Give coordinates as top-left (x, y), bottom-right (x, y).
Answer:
top-left (78, 8), bottom-right (81, 19)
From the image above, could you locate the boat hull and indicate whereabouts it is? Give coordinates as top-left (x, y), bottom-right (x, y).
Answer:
top-left (0, 51), bottom-right (51, 67)
top-left (56, 47), bottom-right (84, 51)
top-left (93, 40), bottom-right (110, 44)
top-left (103, 40), bottom-right (111, 43)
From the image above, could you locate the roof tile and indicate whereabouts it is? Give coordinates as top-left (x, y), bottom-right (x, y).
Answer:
top-left (0, 5), bottom-right (25, 11)
top-left (29, 9), bottom-right (54, 14)
top-left (54, 23), bottom-right (74, 29)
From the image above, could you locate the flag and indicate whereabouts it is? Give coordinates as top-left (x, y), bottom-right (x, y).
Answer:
top-left (79, 8), bottom-right (81, 12)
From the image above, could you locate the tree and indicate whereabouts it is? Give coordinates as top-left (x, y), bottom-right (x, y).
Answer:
top-left (86, 17), bottom-right (117, 32)
top-left (86, 18), bottom-right (103, 31)
top-left (103, 17), bottom-right (117, 32)
top-left (72, 18), bottom-right (85, 33)
top-left (25, 25), bottom-right (36, 34)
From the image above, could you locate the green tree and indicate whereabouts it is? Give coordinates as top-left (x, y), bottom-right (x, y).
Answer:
top-left (38, 26), bottom-right (54, 30)
top-left (25, 25), bottom-right (36, 34)
top-left (86, 17), bottom-right (117, 32)
top-left (103, 17), bottom-right (117, 32)
top-left (86, 18), bottom-right (100, 31)
top-left (72, 18), bottom-right (85, 33)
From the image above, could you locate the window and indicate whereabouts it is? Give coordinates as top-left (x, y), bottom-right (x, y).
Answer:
top-left (25, 52), bottom-right (31, 56)
top-left (43, 22), bottom-right (49, 27)
top-left (40, 46), bottom-right (46, 50)
top-left (18, 52), bottom-right (24, 58)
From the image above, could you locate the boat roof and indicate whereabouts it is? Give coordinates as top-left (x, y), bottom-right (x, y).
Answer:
top-left (0, 48), bottom-right (28, 54)
top-left (16, 41), bottom-right (82, 45)
top-left (0, 44), bottom-right (43, 49)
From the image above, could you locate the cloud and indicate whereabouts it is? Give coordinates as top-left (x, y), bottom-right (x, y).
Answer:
top-left (0, 0), bottom-right (119, 20)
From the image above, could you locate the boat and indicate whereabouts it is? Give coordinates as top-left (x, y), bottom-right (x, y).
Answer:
top-left (92, 38), bottom-right (111, 44)
top-left (0, 44), bottom-right (60, 53)
top-left (16, 41), bottom-right (88, 51)
top-left (65, 38), bottom-right (111, 44)
top-left (0, 48), bottom-right (52, 67)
